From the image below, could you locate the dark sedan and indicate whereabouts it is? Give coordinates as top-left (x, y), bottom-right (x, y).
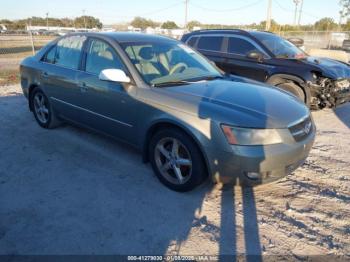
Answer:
top-left (20, 32), bottom-right (315, 191)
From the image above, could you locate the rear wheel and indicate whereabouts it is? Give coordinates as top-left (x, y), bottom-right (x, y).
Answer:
top-left (149, 128), bottom-right (207, 192)
top-left (277, 82), bottom-right (305, 103)
top-left (31, 88), bottom-right (60, 129)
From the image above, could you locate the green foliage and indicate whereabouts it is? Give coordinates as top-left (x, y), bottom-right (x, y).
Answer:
top-left (187, 21), bottom-right (201, 30)
top-left (161, 21), bottom-right (179, 29)
top-left (0, 16), bottom-right (102, 30)
top-left (340, 0), bottom-right (350, 19)
top-left (314, 17), bottom-right (338, 31)
top-left (130, 17), bottom-right (159, 30)
top-left (74, 16), bottom-right (102, 29)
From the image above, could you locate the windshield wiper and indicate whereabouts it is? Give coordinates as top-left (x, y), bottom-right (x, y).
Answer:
top-left (151, 80), bottom-right (191, 88)
top-left (275, 54), bottom-right (290, 59)
top-left (198, 75), bottom-right (224, 81)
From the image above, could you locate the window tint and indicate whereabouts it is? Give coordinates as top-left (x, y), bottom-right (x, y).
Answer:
top-left (55, 36), bottom-right (86, 69)
top-left (43, 45), bottom-right (57, 64)
top-left (197, 36), bottom-right (223, 52)
top-left (85, 39), bottom-right (125, 75)
top-left (187, 36), bottom-right (198, 47)
top-left (228, 37), bottom-right (257, 55)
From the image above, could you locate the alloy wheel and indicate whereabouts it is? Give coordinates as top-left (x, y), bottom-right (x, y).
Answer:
top-left (33, 92), bottom-right (49, 124)
top-left (154, 137), bottom-right (192, 185)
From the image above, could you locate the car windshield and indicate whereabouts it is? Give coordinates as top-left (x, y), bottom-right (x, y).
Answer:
top-left (251, 32), bottom-right (307, 59)
top-left (120, 41), bottom-right (222, 86)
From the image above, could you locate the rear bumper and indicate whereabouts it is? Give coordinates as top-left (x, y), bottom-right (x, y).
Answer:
top-left (206, 128), bottom-right (316, 185)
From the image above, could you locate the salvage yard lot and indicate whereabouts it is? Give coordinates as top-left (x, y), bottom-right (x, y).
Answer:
top-left (0, 84), bottom-right (349, 257)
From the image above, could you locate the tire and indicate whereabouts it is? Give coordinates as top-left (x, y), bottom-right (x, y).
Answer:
top-left (149, 128), bottom-right (207, 192)
top-left (30, 88), bottom-right (60, 129)
top-left (277, 82), bottom-right (305, 103)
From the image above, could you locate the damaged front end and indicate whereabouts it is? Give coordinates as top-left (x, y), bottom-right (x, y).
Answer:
top-left (307, 77), bottom-right (350, 110)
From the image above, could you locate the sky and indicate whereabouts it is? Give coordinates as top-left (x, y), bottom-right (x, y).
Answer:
top-left (0, 0), bottom-right (341, 26)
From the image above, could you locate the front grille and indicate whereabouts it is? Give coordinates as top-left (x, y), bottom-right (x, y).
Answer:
top-left (288, 116), bottom-right (313, 142)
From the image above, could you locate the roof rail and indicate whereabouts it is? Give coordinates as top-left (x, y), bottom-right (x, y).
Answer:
top-left (189, 28), bottom-right (251, 36)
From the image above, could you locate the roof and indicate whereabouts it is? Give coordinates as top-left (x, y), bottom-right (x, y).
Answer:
top-left (92, 32), bottom-right (177, 43)
top-left (182, 29), bottom-right (275, 39)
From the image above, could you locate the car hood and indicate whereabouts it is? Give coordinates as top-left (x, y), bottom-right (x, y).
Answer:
top-left (158, 79), bottom-right (309, 129)
top-left (298, 56), bottom-right (350, 79)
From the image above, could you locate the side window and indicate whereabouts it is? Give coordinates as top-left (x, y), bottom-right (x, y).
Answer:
top-left (43, 45), bottom-right (57, 64)
top-left (228, 37), bottom-right (258, 55)
top-left (197, 36), bottom-right (223, 52)
top-left (187, 36), bottom-right (198, 47)
top-left (55, 36), bottom-right (86, 69)
top-left (85, 39), bottom-right (125, 75)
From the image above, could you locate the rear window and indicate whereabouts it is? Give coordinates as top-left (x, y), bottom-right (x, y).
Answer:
top-left (228, 37), bottom-right (257, 55)
top-left (197, 36), bottom-right (223, 52)
top-left (187, 36), bottom-right (198, 47)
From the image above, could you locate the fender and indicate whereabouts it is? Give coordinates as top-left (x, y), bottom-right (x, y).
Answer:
top-left (267, 73), bottom-right (311, 107)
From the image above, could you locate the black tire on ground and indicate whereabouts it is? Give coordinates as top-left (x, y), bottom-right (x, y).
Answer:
top-left (277, 82), bottom-right (306, 103)
top-left (30, 87), bottom-right (61, 129)
top-left (149, 128), bottom-right (207, 192)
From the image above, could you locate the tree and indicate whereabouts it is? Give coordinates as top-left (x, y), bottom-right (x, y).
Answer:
top-left (161, 21), bottom-right (179, 29)
top-left (187, 20), bottom-right (201, 30)
top-left (74, 16), bottom-right (102, 29)
top-left (259, 19), bottom-right (280, 32)
top-left (130, 17), bottom-right (158, 30)
top-left (340, 0), bottom-right (350, 22)
top-left (314, 17), bottom-right (338, 31)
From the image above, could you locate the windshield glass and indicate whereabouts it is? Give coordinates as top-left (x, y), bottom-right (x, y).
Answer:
top-left (251, 32), bottom-right (307, 59)
top-left (120, 41), bottom-right (222, 86)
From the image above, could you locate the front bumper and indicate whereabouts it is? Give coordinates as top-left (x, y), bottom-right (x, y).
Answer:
top-left (206, 127), bottom-right (316, 185)
top-left (308, 80), bottom-right (350, 109)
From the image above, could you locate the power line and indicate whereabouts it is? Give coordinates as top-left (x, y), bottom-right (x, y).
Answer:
top-left (189, 0), bottom-right (262, 13)
top-left (137, 1), bottom-right (183, 17)
top-left (274, 0), bottom-right (320, 20)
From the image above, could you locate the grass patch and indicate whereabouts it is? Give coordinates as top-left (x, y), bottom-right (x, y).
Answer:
top-left (0, 69), bottom-right (20, 86)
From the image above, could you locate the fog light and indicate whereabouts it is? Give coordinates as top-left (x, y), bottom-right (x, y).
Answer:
top-left (245, 172), bottom-right (261, 180)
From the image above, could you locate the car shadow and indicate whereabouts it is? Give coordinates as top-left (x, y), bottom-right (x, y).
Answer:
top-left (334, 103), bottom-right (350, 128)
top-left (0, 92), bottom-right (263, 259)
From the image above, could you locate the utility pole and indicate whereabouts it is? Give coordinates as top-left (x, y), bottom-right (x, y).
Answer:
top-left (184, 0), bottom-right (188, 29)
top-left (297, 0), bottom-right (303, 27)
top-left (293, 0), bottom-right (300, 26)
top-left (46, 12), bottom-right (49, 30)
top-left (266, 0), bottom-right (272, 31)
top-left (82, 9), bottom-right (87, 29)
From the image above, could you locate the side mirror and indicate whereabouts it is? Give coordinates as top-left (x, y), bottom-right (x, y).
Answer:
top-left (99, 69), bottom-right (131, 83)
top-left (247, 51), bottom-right (264, 62)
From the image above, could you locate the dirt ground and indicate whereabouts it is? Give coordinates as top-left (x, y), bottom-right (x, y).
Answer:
top-left (0, 84), bottom-right (349, 259)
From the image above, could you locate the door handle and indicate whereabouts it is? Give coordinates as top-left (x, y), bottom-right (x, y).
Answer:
top-left (41, 72), bottom-right (49, 78)
top-left (79, 82), bottom-right (88, 92)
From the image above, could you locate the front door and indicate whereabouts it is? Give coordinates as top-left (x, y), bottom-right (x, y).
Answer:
top-left (75, 38), bottom-right (138, 143)
top-left (220, 36), bottom-right (271, 82)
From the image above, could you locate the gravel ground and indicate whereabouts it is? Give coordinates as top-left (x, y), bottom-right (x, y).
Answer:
top-left (0, 84), bottom-right (349, 258)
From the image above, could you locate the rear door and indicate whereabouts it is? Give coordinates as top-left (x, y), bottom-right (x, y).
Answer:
top-left (220, 36), bottom-right (270, 82)
top-left (194, 36), bottom-right (226, 69)
top-left (40, 35), bottom-right (87, 119)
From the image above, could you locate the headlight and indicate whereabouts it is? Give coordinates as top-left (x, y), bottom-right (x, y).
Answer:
top-left (335, 79), bottom-right (350, 89)
top-left (221, 125), bottom-right (288, 145)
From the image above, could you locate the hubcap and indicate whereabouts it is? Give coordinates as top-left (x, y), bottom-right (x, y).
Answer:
top-left (33, 93), bottom-right (49, 124)
top-left (154, 137), bottom-right (192, 185)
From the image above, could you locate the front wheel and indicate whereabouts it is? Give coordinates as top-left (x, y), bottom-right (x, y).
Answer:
top-left (149, 128), bottom-right (207, 192)
top-left (277, 82), bottom-right (306, 103)
top-left (31, 88), bottom-right (60, 129)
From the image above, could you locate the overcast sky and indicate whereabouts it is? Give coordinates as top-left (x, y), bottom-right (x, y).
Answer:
top-left (0, 0), bottom-right (341, 26)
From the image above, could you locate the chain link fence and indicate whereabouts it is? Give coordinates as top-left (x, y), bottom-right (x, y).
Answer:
top-left (1, 29), bottom-right (350, 86)
top-left (0, 31), bottom-right (55, 85)
top-left (279, 31), bottom-right (350, 50)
